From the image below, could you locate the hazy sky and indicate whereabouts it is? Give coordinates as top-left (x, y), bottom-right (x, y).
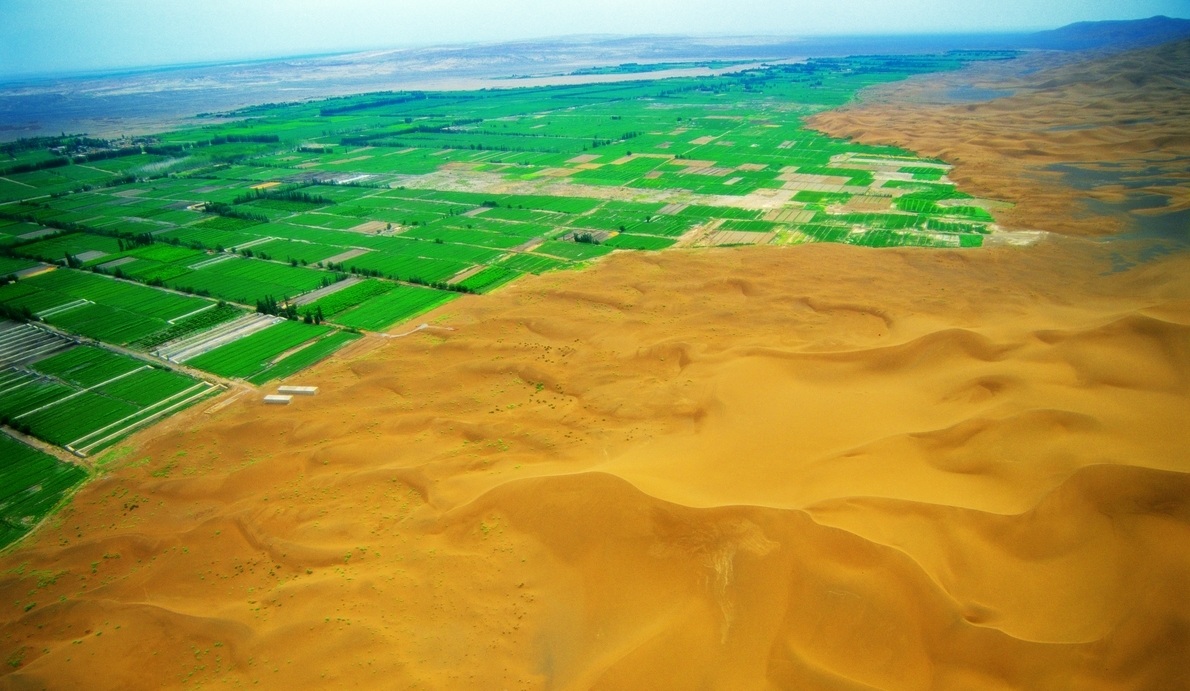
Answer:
top-left (2, 0), bottom-right (1188, 78)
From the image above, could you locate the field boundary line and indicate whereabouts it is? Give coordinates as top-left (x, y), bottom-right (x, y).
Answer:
top-left (226, 236), bottom-right (276, 252)
top-left (68, 381), bottom-right (217, 453)
top-left (0, 372), bottom-right (40, 396)
top-left (36, 299), bottom-right (93, 319)
top-left (167, 303), bottom-right (217, 324)
top-left (0, 176), bottom-right (35, 189)
top-left (187, 254), bottom-right (237, 270)
top-left (13, 365), bottom-right (150, 420)
top-left (380, 323), bottom-right (456, 339)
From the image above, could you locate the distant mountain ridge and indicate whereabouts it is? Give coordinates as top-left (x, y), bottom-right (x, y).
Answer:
top-left (1020, 15), bottom-right (1190, 51)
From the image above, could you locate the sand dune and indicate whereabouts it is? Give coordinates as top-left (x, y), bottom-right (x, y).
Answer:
top-left (2, 239), bottom-right (1188, 689)
top-left (3, 44), bottom-right (1190, 689)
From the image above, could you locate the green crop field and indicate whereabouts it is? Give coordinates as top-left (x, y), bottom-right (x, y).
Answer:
top-left (0, 256), bottom-right (40, 276)
top-left (247, 330), bottom-right (362, 384)
top-left (458, 265), bottom-right (522, 293)
top-left (0, 345), bottom-right (215, 454)
top-left (164, 255), bottom-right (327, 305)
top-left (333, 284), bottom-right (460, 331)
top-left (302, 278), bottom-right (394, 318)
top-left (0, 269), bottom-right (216, 345)
top-left (0, 434), bottom-right (88, 549)
top-left (186, 320), bottom-right (330, 378)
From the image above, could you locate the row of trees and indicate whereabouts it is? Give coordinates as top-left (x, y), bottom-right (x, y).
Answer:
top-left (231, 186), bottom-right (334, 206)
top-left (202, 202), bottom-right (267, 223)
top-left (255, 294), bottom-right (326, 324)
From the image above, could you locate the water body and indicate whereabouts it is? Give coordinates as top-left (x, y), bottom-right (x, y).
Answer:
top-left (1090, 198), bottom-right (1190, 274)
top-left (1046, 162), bottom-right (1185, 191)
top-left (1044, 162), bottom-right (1187, 271)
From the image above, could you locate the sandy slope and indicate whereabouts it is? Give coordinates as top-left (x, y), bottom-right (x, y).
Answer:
top-left (3, 45), bottom-right (1190, 690)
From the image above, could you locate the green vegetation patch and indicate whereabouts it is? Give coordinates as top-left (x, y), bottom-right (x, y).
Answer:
top-left (303, 278), bottom-right (394, 318)
top-left (0, 435), bottom-right (87, 549)
top-left (3, 345), bottom-right (211, 452)
top-left (333, 285), bottom-right (460, 331)
top-left (247, 330), bottom-right (362, 385)
top-left (458, 266), bottom-right (521, 293)
top-left (187, 320), bottom-right (330, 379)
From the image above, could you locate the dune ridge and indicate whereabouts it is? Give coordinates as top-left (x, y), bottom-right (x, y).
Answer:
top-left (1, 238), bottom-right (1188, 689)
top-left (3, 43), bottom-right (1190, 690)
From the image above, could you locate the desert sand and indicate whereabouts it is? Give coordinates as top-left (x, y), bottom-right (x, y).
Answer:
top-left (2, 43), bottom-right (1189, 690)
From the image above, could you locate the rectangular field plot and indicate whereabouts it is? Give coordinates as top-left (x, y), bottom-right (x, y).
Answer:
top-left (31, 345), bottom-right (144, 387)
top-left (0, 269), bottom-right (216, 346)
top-left (400, 224), bottom-right (530, 250)
top-left (165, 256), bottom-right (327, 305)
top-left (252, 238), bottom-right (345, 265)
top-left (498, 253), bottom-right (571, 274)
top-left (302, 278), bottom-right (394, 318)
top-left (341, 251), bottom-right (471, 284)
top-left (333, 285), bottom-right (460, 331)
top-left (1, 345), bottom-right (217, 454)
top-left (247, 330), bottom-right (362, 385)
top-left (602, 234), bottom-right (677, 251)
top-left (0, 256), bottom-right (40, 277)
top-left (0, 372), bottom-right (74, 421)
top-left (15, 232), bottom-right (122, 264)
top-left (458, 266), bottom-right (521, 293)
top-left (0, 434), bottom-right (88, 549)
top-left (186, 320), bottom-right (331, 379)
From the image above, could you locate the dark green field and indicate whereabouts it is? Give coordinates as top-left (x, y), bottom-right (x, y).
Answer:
top-left (0, 434), bottom-right (87, 549)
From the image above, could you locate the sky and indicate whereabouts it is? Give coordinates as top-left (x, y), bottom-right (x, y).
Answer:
top-left (1, 0), bottom-right (1188, 78)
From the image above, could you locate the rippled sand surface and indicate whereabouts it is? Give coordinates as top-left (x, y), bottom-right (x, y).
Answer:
top-left (2, 42), bottom-right (1189, 690)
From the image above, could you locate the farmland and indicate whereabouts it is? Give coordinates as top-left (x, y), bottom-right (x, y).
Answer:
top-left (185, 320), bottom-right (332, 379)
top-left (3, 57), bottom-right (1015, 349)
top-left (333, 284), bottom-right (460, 331)
top-left (0, 434), bottom-right (87, 549)
top-left (0, 50), bottom-right (1013, 548)
top-left (0, 337), bottom-right (219, 455)
top-left (0, 270), bottom-right (217, 346)
top-left (246, 330), bottom-right (361, 385)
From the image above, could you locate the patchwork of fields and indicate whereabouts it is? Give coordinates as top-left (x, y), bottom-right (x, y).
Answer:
top-left (0, 326), bottom-right (219, 455)
top-left (0, 51), bottom-right (1013, 547)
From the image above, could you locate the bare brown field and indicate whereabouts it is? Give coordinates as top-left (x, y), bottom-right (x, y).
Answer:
top-left (3, 41), bottom-right (1190, 690)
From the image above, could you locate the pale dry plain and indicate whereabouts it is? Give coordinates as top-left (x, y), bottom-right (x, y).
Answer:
top-left (2, 42), bottom-right (1190, 690)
